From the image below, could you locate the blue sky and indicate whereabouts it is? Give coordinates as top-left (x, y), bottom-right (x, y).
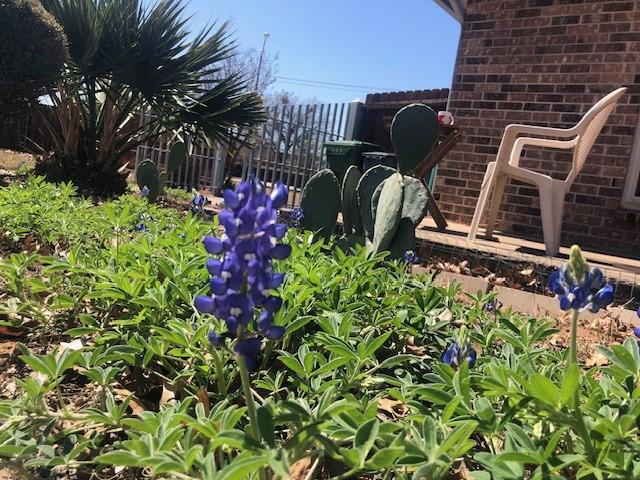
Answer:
top-left (189, 1), bottom-right (461, 103)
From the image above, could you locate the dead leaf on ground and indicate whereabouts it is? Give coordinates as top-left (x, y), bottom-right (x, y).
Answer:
top-left (520, 268), bottom-right (533, 276)
top-left (0, 341), bottom-right (17, 359)
top-left (195, 388), bottom-right (210, 416)
top-left (114, 388), bottom-right (146, 415)
top-left (0, 327), bottom-right (25, 338)
top-left (585, 350), bottom-right (609, 368)
top-left (377, 397), bottom-right (408, 420)
top-left (290, 457), bottom-right (314, 480)
top-left (159, 383), bottom-right (176, 407)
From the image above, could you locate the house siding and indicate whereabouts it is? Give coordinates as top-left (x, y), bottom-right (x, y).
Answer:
top-left (435, 0), bottom-right (640, 255)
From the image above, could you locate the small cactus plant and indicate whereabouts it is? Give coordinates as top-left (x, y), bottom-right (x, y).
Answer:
top-left (297, 102), bottom-right (439, 258)
top-left (136, 141), bottom-right (188, 201)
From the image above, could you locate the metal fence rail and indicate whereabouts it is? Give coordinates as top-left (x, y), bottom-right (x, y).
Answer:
top-left (136, 102), bottom-right (359, 206)
top-left (241, 102), bottom-right (350, 206)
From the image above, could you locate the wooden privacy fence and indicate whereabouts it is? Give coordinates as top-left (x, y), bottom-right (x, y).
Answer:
top-left (135, 102), bottom-right (361, 206)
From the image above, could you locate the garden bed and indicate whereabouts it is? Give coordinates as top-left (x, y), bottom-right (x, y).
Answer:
top-left (0, 175), bottom-right (638, 479)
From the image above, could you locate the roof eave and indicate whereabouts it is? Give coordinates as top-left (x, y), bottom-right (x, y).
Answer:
top-left (433, 0), bottom-right (466, 23)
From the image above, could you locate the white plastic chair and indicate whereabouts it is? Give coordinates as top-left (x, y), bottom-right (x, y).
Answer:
top-left (467, 87), bottom-right (627, 256)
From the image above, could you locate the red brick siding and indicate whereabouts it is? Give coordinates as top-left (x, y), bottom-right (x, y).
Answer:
top-left (435, 0), bottom-right (640, 255)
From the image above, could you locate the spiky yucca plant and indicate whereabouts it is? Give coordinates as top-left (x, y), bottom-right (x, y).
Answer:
top-left (37, 0), bottom-right (266, 194)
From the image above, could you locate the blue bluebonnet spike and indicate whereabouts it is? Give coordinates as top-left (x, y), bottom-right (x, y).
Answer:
top-left (404, 250), bottom-right (419, 264)
top-left (191, 190), bottom-right (208, 214)
top-left (486, 300), bottom-right (502, 313)
top-left (194, 177), bottom-right (291, 369)
top-left (442, 341), bottom-right (477, 369)
top-left (548, 247), bottom-right (614, 312)
top-left (140, 185), bottom-right (150, 197)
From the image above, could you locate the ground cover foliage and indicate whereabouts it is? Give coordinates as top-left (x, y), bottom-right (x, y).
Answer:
top-left (0, 177), bottom-right (638, 479)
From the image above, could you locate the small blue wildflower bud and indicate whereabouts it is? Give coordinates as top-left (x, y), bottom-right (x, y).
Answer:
top-left (590, 283), bottom-right (614, 313)
top-left (224, 189), bottom-right (240, 209)
top-left (270, 244), bottom-right (292, 260)
top-left (206, 259), bottom-right (222, 276)
top-left (270, 181), bottom-right (288, 209)
top-left (268, 273), bottom-right (285, 289)
top-left (264, 325), bottom-right (285, 340)
top-left (208, 331), bottom-right (223, 347)
top-left (194, 295), bottom-right (215, 313)
top-left (203, 236), bottom-right (224, 254)
top-left (264, 296), bottom-right (283, 312)
top-left (210, 277), bottom-right (227, 295)
top-left (632, 326), bottom-right (640, 338)
top-left (274, 223), bottom-right (287, 240)
top-left (219, 210), bottom-right (239, 238)
top-left (140, 185), bottom-right (150, 197)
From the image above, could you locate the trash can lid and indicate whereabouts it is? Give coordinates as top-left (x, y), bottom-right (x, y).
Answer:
top-left (361, 151), bottom-right (396, 159)
top-left (324, 140), bottom-right (379, 148)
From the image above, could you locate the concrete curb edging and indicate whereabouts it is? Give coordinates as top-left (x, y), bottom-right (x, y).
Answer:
top-left (415, 266), bottom-right (640, 327)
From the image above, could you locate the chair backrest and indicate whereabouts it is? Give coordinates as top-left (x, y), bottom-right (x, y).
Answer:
top-left (567, 87), bottom-right (627, 185)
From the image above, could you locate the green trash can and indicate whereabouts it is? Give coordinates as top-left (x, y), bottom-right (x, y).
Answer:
top-left (324, 140), bottom-right (378, 183)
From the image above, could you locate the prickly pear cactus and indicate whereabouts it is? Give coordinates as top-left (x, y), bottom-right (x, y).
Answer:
top-left (356, 165), bottom-right (396, 240)
top-left (158, 171), bottom-right (168, 194)
top-left (388, 217), bottom-right (416, 259)
top-left (370, 179), bottom-right (386, 227)
top-left (371, 173), bottom-right (404, 255)
top-left (136, 160), bottom-right (160, 202)
top-left (401, 176), bottom-right (429, 225)
top-left (391, 103), bottom-right (440, 174)
top-left (167, 142), bottom-right (187, 175)
top-left (341, 166), bottom-right (362, 235)
top-left (300, 169), bottom-right (341, 237)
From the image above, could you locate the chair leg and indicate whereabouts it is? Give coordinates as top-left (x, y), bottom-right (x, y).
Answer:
top-left (468, 163), bottom-right (497, 242)
top-left (485, 174), bottom-right (508, 239)
top-left (539, 182), bottom-right (561, 256)
top-left (551, 183), bottom-right (566, 254)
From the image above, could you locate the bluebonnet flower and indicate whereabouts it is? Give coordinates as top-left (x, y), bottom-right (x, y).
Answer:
top-left (194, 178), bottom-right (291, 370)
top-left (442, 341), bottom-right (477, 369)
top-left (191, 190), bottom-right (208, 214)
top-left (634, 308), bottom-right (640, 338)
top-left (486, 300), bottom-right (502, 313)
top-left (442, 326), bottom-right (477, 369)
top-left (140, 185), bottom-right (150, 198)
top-left (548, 246), bottom-right (614, 313)
top-left (289, 207), bottom-right (304, 228)
top-left (404, 250), bottom-right (419, 264)
top-left (134, 223), bottom-right (147, 232)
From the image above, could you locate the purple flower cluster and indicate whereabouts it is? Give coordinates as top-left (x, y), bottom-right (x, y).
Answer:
top-left (289, 207), bottom-right (304, 228)
top-left (442, 341), bottom-right (477, 369)
top-left (194, 178), bottom-right (291, 370)
top-left (548, 264), bottom-right (614, 313)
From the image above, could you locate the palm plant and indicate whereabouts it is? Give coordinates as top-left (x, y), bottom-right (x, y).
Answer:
top-left (37, 0), bottom-right (266, 194)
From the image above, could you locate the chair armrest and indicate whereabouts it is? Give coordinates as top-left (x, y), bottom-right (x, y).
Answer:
top-left (504, 123), bottom-right (578, 139)
top-left (509, 136), bottom-right (578, 167)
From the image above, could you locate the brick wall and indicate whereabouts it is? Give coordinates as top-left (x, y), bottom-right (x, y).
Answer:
top-left (435, 0), bottom-right (640, 256)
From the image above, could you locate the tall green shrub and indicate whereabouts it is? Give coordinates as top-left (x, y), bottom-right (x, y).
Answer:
top-left (36, 0), bottom-right (266, 195)
top-left (0, 0), bottom-right (66, 120)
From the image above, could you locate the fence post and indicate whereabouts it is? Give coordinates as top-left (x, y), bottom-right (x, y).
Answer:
top-left (344, 101), bottom-right (365, 140)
